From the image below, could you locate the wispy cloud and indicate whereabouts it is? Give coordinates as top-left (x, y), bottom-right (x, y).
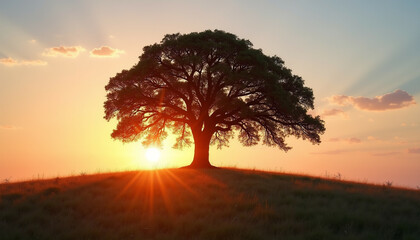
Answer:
top-left (330, 90), bottom-right (416, 111)
top-left (0, 125), bottom-right (22, 130)
top-left (347, 138), bottom-right (362, 144)
top-left (43, 46), bottom-right (86, 58)
top-left (371, 152), bottom-right (399, 157)
top-left (367, 136), bottom-right (379, 141)
top-left (394, 136), bottom-right (408, 144)
top-left (367, 136), bottom-right (410, 145)
top-left (321, 108), bottom-right (347, 118)
top-left (90, 46), bottom-right (124, 58)
top-left (22, 60), bottom-right (47, 66)
top-left (0, 57), bottom-right (18, 66)
top-left (0, 57), bottom-right (47, 66)
top-left (327, 137), bottom-right (362, 144)
top-left (328, 137), bottom-right (340, 142)
top-left (407, 147), bottom-right (420, 154)
top-left (311, 149), bottom-right (349, 155)
top-left (401, 122), bottom-right (418, 127)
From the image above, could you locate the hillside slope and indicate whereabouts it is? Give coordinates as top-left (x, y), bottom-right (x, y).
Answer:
top-left (1, 168), bottom-right (419, 240)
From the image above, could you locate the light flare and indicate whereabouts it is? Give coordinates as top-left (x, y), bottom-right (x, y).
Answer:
top-left (145, 147), bottom-right (161, 163)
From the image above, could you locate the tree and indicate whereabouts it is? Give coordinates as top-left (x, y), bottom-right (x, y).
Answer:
top-left (104, 30), bottom-right (325, 168)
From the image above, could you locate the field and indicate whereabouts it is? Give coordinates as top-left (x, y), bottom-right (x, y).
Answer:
top-left (1, 168), bottom-right (419, 240)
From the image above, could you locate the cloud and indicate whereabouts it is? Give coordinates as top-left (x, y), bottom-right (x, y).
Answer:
top-left (0, 125), bottom-right (22, 130)
top-left (0, 57), bottom-right (47, 66)
top-left (372, 152), bottom-right (399, 157)
top-left (321, 108), bottom-right (347, 118)
top-left (407, 147), bottom-right (420, 154)
top-left (0, 57), bottom-right (18, 66)
top-left (21, 60), bottom-right (48, 66)
top-left (311, 149), bottom-right (349, 155)
top-left (347, 138), bottom-right (362, 144)
top-left (328, 138), bottom-right (341, 142)
top-left (401, 122), bottom-right (418, 127)
top-left (327, 137), bottom-right (362, 144)
top-left (90, 46), bottom-right (124, 57)
top-left (43, 46), bottom-right (85, 58)
top-left (367, 136), bottom-right (410, 145)
top-left (330, 90), bottom-right (416, 111)
top-left (330, 95), bottom-right (349, 105)
top-left (367, 136), bottom-right (379, 141)
top-left (394, 136), bottom-right (408, 144)
top-left (28, 39), bottom-right (37, 44)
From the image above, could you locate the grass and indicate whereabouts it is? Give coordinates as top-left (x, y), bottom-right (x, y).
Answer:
top-left (1, 168), bottom-right (419, 240)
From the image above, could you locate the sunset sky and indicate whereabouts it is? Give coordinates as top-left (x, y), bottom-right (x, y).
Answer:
top-left (1, 0), bottom-right (420, 188)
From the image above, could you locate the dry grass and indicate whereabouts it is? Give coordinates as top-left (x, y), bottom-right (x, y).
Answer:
top-left (1, 168), bottom-right (420, 239)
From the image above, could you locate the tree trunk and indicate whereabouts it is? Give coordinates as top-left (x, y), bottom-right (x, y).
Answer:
top-left (188, 131), bottom-right (214, 168)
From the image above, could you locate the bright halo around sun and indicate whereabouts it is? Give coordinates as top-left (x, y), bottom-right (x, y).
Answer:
top-left (145, 147), bottom-right (161, 163)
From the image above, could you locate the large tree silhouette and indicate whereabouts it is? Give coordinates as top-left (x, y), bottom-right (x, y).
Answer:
top-left (104, 30), bottom-right (325, 168)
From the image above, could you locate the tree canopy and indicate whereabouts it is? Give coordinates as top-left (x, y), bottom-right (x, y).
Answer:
top-left (104, 30), bottom-right (325, 167)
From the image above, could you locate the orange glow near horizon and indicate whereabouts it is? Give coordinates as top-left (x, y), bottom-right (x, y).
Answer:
top-left (0, 1), bottom-right (419, 189)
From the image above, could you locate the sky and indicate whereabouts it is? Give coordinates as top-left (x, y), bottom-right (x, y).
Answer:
top-left (1, 0), bottom-right (420, 188)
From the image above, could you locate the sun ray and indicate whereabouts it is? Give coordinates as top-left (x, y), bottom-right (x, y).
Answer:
top-left (147, 171), bottom-right (155, 219)
top-left (163, 169), bottom-right (200, 198)
top-left (114, 171), bottom-right (143, 201)
top-left (154, 171), bottom-right (174, 217)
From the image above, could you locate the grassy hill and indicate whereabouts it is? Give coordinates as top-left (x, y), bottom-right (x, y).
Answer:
top-left (1, 168), bottom-right (419, 240)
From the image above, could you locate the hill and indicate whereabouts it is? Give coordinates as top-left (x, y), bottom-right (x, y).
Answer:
top-left (1, 168), bottom-right (419, 240)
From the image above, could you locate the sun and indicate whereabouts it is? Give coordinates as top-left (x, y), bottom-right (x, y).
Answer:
top-left (145, 147), bottom-right (161, 163)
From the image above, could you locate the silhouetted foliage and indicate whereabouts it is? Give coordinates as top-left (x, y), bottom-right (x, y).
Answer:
top-left (104, 30), bottom-right (325, 167)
